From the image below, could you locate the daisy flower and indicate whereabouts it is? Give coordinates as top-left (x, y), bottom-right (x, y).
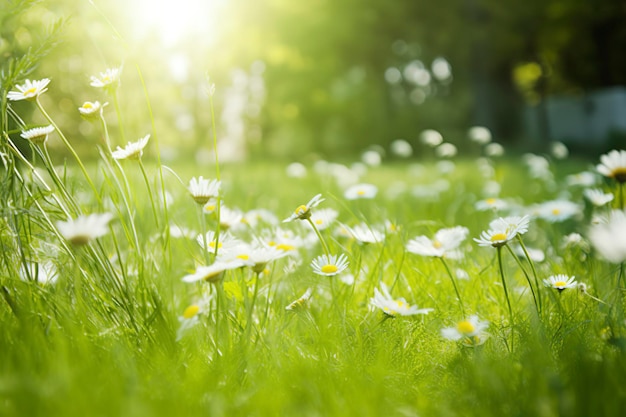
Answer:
top-left (435, 142), bottom-right (457, 158)
top-left (597, 149), bottom-right (626, 183)
top-left (243, 209), bottom-right (279, 228)
top-left (7, 78), bottom-right (50, 101)
top-left (484, 142), bottom-right (504, 157)
top-left (307, 208), bottom-right (339, 231)
top-left (283, 194), bottom-right (324, 222)
top-left (111, 134), bottom-right (150, 160)
top-left (196, 231), bottom-right (240, 255)
top-left (310, 253), bottom-right (349, 277)
top-left (20, 262), bottom-right (58, 285)
top-left (370, 282), bottom-right (433, 317)
top-left (474, 197), bottom-right (508, 212)
top-left (20, 125), bottom-right (55, 145)
top-left (589, 209), bottom-right (626, 263)
top-left (583, 188), bottom-right (614, 207)
top-left (215, 206), bottom-right (244, 230)
top-left (474, 215), bottom-right (530, 248)
top-left (407, 226), bottom-right (469, 258)
top-left (177, 295), bottom-right (212, 340)
top-left (566, 171), bottom-right (598, 187)
top-left (543, 274), bottom-right (577, 291)
top-left (188, 176), bottom-right (221, 205)
top-left (441, 315), bottom-right (490, 345)
top-left (285, 288), bottom-right (313, 311)
top-left (78, 101), bottom-right (107, 119)
top-left (286, 162), bottom-right (307, 178)
top-left (344, 183), bottom-right (378, 200)
top-left (182, 259), bottom-right (245, 283)
top-left (534, 200), bottom-right (581, 222)
top-left (344, 223), bottom-right (385, 244)
top-left (56, 213), bottom-right (113, 246)
top-left (90, 68), bottom-right (121, 89)
top-left (257, 227), bottom-right (306, 254)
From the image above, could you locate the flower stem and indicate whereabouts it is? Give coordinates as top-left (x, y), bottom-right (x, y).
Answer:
top-left (497, 246), bottom-right (514, 350)
top-left (439, 257), bottom-right (465, 316)
top-left (507, 240), bottom-right (541, 315)
top-left (306, 218), bottom-right (331, 257)
top-left (208, 84), bottom-right (221, 260)
top-left (112, 90), bottom-right (126, 144)
top-left (138, 158), bottom-right (160, 228)
top-left (36, 99), bottom-right (101, 205)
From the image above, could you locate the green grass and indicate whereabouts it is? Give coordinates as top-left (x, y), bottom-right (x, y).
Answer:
top-left (2, 149), bottom-right (626, 416)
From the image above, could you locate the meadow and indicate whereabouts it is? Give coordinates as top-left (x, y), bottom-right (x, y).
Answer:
top-left (3, 61), bottom-right (626, 417)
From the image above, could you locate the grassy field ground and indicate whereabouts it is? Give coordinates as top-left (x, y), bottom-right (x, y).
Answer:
top-left (2, 149), bottom-right (626, 417)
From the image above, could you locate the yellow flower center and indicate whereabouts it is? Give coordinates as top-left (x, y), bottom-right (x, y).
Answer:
top-left (275, 243), bottom-right (295, 251)
top-left (486, 198), bottom-right (496, 205)
top-left (552, 208), bottom-right (561, 215)
top-left (395, 300), bottom-right (406, 308)
top-left (23, 87), bottom-right (38, 96)
top-left (295, 205), bottom-right (308, 215)
top-left (208, 241), bottom-right (223, 249)
top-left (315, 219), bottom-right (323, 225)
top-left (457, 320), bottom-right (475, 335)
top-left (490, 233), bottom-right (507, 242)
top-left (237, 254), bottom-right (249, 260)
top-left (433, 240), bottom-right (443, 249)
top-left (612, 167), bottom-right (626, 183)
top-left (357, 190), bottom-right (366, 196)
top-left (183, 304), bottom-right (200, 319)
top-left (321, 264), bottom-right (338, 274)
top-left (83, 102), bottom-right (93, 109)
top-left (554, 281), bottom-right (567, 288)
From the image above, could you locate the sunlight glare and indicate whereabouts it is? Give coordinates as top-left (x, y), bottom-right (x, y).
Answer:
top-left (130, 0), bottom-right (223, 47)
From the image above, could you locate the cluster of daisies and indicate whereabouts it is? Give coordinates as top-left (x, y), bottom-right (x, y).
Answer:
top-left (7, 74), bottom-right (626, 347)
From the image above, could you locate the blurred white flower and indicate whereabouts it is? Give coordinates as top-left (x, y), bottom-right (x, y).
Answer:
top-left (407, 226), bottom-right (469, 258)
top-left (182, 260), bottom-right (244, 283)
top-left (188, 176), bottom-right (221, 205)
top-left (78, 101), bottom-right (107, 119)
top-left (390, 139), bottom-right (413, 157)
top-left (57, 213), bottom-right (113, 246)
top-left (344, 183), bottom-right (378, 200)
top-left (286, 162), bottom-right (307, 178)
top-left (420, 129), bottom-right (443, 147)
top-left (90, 68), bottom-right (121, 90)
top-left (589, 210), bottom-right (626, 263)
top-left (370, 282), bottom-right (433, 317)
top-left (551, 141), bottom-right (569, 159)
top-left (583, 189), bottom-right (614, 207)
top-left (441, 315), bottom-right (489, 345)
top-left (435, 142), bottom-right (457, 158)
top-left (597, 149), bottom-right (626, 183)
top-left (468, 126), bottom-right (492, 144)
top-left (534, 200), bottom-right (581, 223)
top-left (361, 150), bottom-right (382, 167)
top-left (484, 143), bottom-right (504, 157)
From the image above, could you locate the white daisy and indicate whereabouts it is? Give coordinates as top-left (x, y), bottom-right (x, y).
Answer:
top-left (344, 183), bottom-right (378, 200)
top-left (370, 282), bottom-right (433, 317)
top-left (474, 197), bottom-right (509, 212)
top-left (566, 171), bottom-right (598, 187)
top-left (20, 262), bottom-right (58, 285)
top-left (344, 223), bottom-right (385, 244)
top-left (78, 101), bottom-right (107, 118)
top-left (90, 68), bottom-right (121, 89)
top-left (583, 189), bottom-right (614, 207)
top-left (551, 142), bottom-right (569, 159)
top-left (407, 226), bottom-right (469, 258)
top-left (534, 200), bottom-right (581, 222)
top-left (196, 231), bottom-right (240, 255)
top-left (435, 142), bottom-right (457, 158)
top-left (111, 134), bottom-right (150, 160)
top-left (7, 78), bottom-right (51, 101)
top-left (307, 208), bottom-right (339, 231)
top-left (589, 210), bottom-right (626, 263)
top-left (257, 228), bottom-right (306, 254)
top-left (283, 194), bottom-right (324, 222)
top-left (286, 162), bottom-right (307, 178)
top-left (56, 213), bottom-right (113, 246)
top-left (597, 149), bottom-right (626, 183)
top-left (512, 245), bottom-right (545, 262)
top-left (310, 253), bottom-right (349, 276)
top-left (215, 206), bottom-right (244, 230)
top-left (177, 295), bottom-right (212, 340)
top-left (390, 139), bottom-right (413, 158)
top-left (285, 288), bottom-right (313, 311)
top-left (182, 260), bottom-right (245, 283)
top-left (543, 274), bottom-right (577, 291)
top-left (441, 315), bottom-right (489, 344)
top-left (20, 125), bottom-right (54, 145)
top-left (243, 209), bottom-right (279, 228)
top-left (484, 142), bottom-right (504, 157)
top-left (188, 176), bottom-right (221, 205)
top-left (474, 215), bottom-right (530, 248)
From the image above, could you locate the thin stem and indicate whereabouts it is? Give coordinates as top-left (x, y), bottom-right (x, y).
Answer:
top-left (505, 243), bottom-right (540, 315)
top-left (306, 217), bottom-right (331, 257)
top-left (515, 235), bottom-right (542, 313)
top-left (209, 88), bottom-right (221, 260)
top-left (246, 271), bottom-right (262, 338)
top-left (138, 158), bottom-right (160, 228)
top-left (198, 205), bottom-right (210, 264)
top-left (35, 99), bottom-right (101, 205)
top-left (439, 257), bottom-right (465, 316)
top-left (497, 246), bottom-right (514, 350)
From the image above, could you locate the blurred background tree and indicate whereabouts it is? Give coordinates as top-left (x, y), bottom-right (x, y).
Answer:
top-left (2, 0), bottom-right (625, 162)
